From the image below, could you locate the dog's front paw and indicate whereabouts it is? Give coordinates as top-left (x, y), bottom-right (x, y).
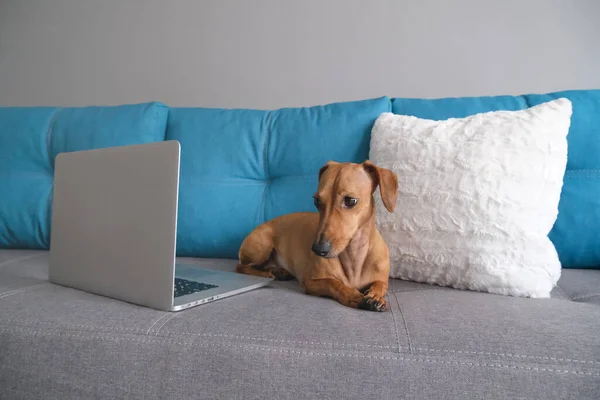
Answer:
top-left (262, 265), bottom-right (294, 281)
top-left (270, 267), bottom-right (294, 281)
top-left (358, 295), bottom-right (388, 312)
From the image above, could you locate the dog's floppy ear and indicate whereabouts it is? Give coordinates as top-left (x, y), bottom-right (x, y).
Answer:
top-left (363, 160), bottom-right (398, 213)
top-left (318, 161), bottom-right (339, 181)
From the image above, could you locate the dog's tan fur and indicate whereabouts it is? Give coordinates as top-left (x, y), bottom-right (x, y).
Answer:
top-left (236, 160), bottom-right (398, 312)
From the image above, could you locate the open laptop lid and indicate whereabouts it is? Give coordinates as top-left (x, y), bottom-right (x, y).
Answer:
top-left (49, 141), bottom-right (180, 310)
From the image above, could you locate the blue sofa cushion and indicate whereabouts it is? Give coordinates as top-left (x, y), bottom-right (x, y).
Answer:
top-left (0, 102), bottom-right (169, 249)
top-left (2, 91), bottom-right (597, 269)
top-left (0, 108), bottom-right (57, 248)
top-left (166, 97), bottom-right (391, 258)
top-left (49, 103), bottom-right (169, 167)
top-left (166, 107), bottom-right (268, 259)
top-left (392, 90), bottom-right (600, 268)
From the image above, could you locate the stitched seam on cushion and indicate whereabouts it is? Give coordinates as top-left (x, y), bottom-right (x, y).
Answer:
top-left (264, 111), bottom-right (272, 181)
top-left (157, 103), bottom-right (167, 141)
top-left (565, 169), bottom-right (600, 173)
top-left (257, 111), bottom-right (272, 225)
top-left (392, 288), bottom-right (449, 294)
top-left (44, 185), bottom-right (54, 248)
top-left (0, 319), bottom-right (392, 348)
top-left (0, 319), bottom-right (598, 365)
top-left (258, 175), bottom-right (318, 182)
top-left (154, 313), bottom-right (179, 335)
top-left (387, 294), bottom-right (402, 353)
top-left (156, 103), bottom-right (162, 140)
top-left (393, 293), bottom-right (413, 353)
top-left (1, 327), bottom-right (597, 376)
top-left (263, 111), bottom-right (273, 224)
top-left (145, 313), bottom-right (170, 335)
top-left (259, 184), bottom-right (270, 225)
top-left (0, 173), bottom-right (50, 178)
top-left (0, 253), bottom-right (46, 268)
top-left (256, 184), bottom-right (266, 226)
top-left (522, 94), bottom-right (532, 111)
top-left (411, 347), bottom-right (600, 365)
top-left (0, 283), bottom-right (47, 299)
top-left (183, 180), bottom-right (266, 186)
top-left (555, 284), bottom-right (573, 301)
top-left (180, 176), bottom-right (318, 185)
top-left (45, 107), bottom-right (63, 248)
top-left (571, 293), bottom-right (600, 301)
top-left (46, 107), bottom-right (62, 171)
top-left (167, 335), bottom-right (600, 365)
top-left (564, 170), bottom-right (600, 178)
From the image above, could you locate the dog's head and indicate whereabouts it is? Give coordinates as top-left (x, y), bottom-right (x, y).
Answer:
top-left (311, 160), bottom-right (398, 258)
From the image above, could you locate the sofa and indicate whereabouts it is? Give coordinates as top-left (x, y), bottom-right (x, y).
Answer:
top-left (1, 91), bottom-right (599, 399)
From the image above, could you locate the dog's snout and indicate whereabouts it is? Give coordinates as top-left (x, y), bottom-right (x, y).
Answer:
top-left (312, 240), bottom-right (332, 257)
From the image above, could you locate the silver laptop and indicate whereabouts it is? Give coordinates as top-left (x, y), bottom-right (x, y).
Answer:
top-left (49, 140), bottom-right (272, 311)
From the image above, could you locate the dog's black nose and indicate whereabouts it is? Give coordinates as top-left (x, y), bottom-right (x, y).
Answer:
top-left (312, 240), bottom-right (332, 257)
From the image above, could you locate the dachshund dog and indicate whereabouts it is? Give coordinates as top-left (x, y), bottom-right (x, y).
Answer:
top-left (236, 160), bottom-right (398, 312)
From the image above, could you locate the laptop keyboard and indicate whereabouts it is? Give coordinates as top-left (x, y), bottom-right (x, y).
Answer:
top-left (174, 278), bottom-right (218, 298)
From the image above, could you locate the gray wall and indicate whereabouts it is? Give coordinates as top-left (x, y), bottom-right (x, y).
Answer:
top-left (1, 0), bottom-right (599, 109)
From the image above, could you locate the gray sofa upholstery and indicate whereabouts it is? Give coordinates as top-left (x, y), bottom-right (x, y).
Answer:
top-left (1, 249), bottom-right (599, 399)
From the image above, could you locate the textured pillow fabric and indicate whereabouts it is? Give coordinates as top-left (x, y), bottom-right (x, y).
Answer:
top-left (369, 98), bottom-right (573, 298)
top-left (392, 90), bottom-right (600, 269)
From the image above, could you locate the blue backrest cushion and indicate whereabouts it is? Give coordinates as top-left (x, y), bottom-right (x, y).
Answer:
top-left (0, 107), bottom-right (57, 248)
top-left (525, 91), bottom-right (600, 268)
top-left (265, 98), bottom-right (391, 221)
top-left (166, 107), bottom-right (268, 259)
top-left (166, 97), bottom-right (391, 258)
top-left (2, 91), bottom-right (597, 269)
top-left (0, 102), bottom-right (169, 249)
top-left (392, 90), bottom-right (600, 268)
top-left (49, 103), bottom-right (169, 167)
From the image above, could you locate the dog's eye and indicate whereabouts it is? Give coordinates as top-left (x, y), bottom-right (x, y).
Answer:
top-left (343, 197), bottom-right (358, 208)
top-left (313, 197), bottom-right (321, 208)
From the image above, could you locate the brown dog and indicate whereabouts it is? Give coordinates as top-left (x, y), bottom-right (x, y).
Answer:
top-left (236, 160), bottom-right (398, 312)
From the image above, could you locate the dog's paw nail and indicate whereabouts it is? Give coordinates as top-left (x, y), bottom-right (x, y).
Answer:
top-left (358, 296), bottom-right (387, 312)
top-left (358, 298), bottom-right (369, 310)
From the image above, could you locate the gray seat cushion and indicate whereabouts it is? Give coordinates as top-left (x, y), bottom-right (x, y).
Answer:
top-left (1, 249), bottom-right (599, 399)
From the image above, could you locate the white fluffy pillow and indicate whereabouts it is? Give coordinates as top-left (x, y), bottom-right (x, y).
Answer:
top-left (369, 98), bottom-right (572, 298)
